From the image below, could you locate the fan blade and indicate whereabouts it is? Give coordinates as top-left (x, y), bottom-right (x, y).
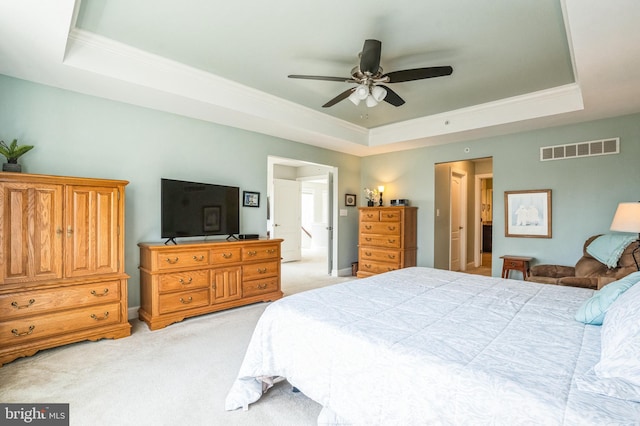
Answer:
top-left (383, 66), bottom-right (453, 83)
top-left (322, 88), bottom-right (355, 108)
top-left (288, 75), bottom-right (355, 83)
top-left (378, 85), bottom-right (405, 107)
top-left (359, 39), bottom-right (382, 75)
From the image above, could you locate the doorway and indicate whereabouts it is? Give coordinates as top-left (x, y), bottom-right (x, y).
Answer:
top-left (434, 158), bottom-right (493, 276)
top-left (267, 156), bottom-right (338, 282)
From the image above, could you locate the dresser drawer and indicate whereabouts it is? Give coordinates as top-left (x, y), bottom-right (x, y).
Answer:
top-left (357, 261), bottom-right (400, 275)
top-left (242, 277), bottom-right (279, 298)
top-left (242, 244), bottom-right (280, 261)
top-left (158, 270), bottom-right (209, 293)
top-left (359, 248), bottom-right (402, 265)
top-left (359, 234), bottom-right (401, 248)
top-left (158, 289), bottom-right (209, 314)
top-left (360, 222), bottom-right (401, 235)
top-left (360, 210), bottom-right (381, 222)
top-left (0, 280), bottom-right (122, 320)
top-left (210, 247), bottom-right (242, 265)
top-left (155, 250), bottom-right (209, 270)
top-left (243, 260), bottom-right (279, 281)
top-left (0, 302), bottom-right (122, 346)
top-left (379, 210), bottom-right (401, 222)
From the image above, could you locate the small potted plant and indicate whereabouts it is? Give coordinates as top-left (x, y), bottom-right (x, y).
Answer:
top-left (0, 139), bottom-right (34, 172)
top-left (364, 187), bottom-right (379, 207)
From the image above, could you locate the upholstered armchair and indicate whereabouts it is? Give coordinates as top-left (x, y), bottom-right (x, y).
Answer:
top-left (527, 234), bottom-right (638, 290)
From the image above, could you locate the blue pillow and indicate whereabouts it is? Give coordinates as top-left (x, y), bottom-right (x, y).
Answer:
top-left (586, 233), bottom-right (636, 268)
top-left (575, 271), bottom-right (640, 325)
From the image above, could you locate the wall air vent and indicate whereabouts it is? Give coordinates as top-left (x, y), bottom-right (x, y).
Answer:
top-left (540, 138), bottom-right (619, 161)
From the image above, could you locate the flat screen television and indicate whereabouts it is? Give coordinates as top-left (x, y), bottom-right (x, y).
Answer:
top-left (161, 178), bottom-right (239, 243)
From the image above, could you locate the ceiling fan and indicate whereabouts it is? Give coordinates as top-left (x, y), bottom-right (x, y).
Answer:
top-left (288, 39), bottom-right (453, 108)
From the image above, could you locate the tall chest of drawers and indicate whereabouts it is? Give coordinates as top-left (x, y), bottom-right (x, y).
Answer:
top-left (138, 239), bottom-right (283, 330)
top-left (357, 207), bottom-right (417, 278)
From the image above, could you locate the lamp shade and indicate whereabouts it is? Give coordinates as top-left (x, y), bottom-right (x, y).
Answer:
top-left (365, 95), bottom-right (378, 107)
top-left (371, 85), bottom-right (387, 102)
top-left (355, 84), bottom-right (369, 100)
top-left (348, 91), bottom-right (361, 105)
top-left (610, 202), bottom-right (640, 233)
top-left (378, 185), bottom-right (385, 193)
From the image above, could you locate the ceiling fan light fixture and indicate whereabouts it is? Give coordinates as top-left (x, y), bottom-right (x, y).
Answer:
top-left (348, 91), bottom-right (361, 105)
top-left (371, 85), bottom-right (387, 102)
top-left (366, 95), bottom-right (378, 108)
top-left (355, 84), bottom-right (369, 100)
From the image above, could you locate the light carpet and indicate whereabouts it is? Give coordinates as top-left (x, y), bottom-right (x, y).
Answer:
top-left (1, 305), bottom-right (320, 425)
top-left (0, 250), bottom-right (351, 426)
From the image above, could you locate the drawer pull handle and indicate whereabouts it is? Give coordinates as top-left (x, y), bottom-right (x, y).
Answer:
top-left (56, 228), bottom-right (63, 235)
top-left (257, 268), bottom-right (268, 274)
top-left (165, 257), bottom-right (179, 264)
top-left (387, 239), bottom-right (396, 243)
top-left (365, 237), bottom-right (372, 241)
top-left (364, 264), bottom-right (371, 268)
top-left (247, 251), bottom-right (257, 256)
top-left (11, 299), bottom-right (35, 309)
top-left (193, 255), bottom-right (205, 261)
top-left (91, 312), bottom-right (110, 321)
top-left (387, 226), bottom-right (396, 231)
top-left (179, 297), bottom-right (193, 304)
top-left (67, 226), bottom-right (73, 236)
top-left (222, 253), bottom-right (233, 259)
top-left (91, 289), bottom-right (109, 297)
top-left (12, 325), bottom-right (35, 337)
top-left (366, 214), bottom-right (374, 218)
top-left (179, 277), bottom-right (193, 285)
top-left (387, 254), bottom-right (396, 259)
top-left (365, 225), bottom-right (372, 230)
top-left (385, 214), bottom-right (394, 218)
top-left (257, 283), bottom-right (268, 289)
top-left (365, 251), bottom-right (372, 256)
top-left (266, 249), bottom-right (276, 254)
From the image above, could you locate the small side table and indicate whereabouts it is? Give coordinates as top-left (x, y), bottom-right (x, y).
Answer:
top-left (500, 255), bottom-right (533, 280)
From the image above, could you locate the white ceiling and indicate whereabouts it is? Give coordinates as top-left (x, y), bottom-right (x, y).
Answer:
top-left (0, 0), bottom-right (639, 157)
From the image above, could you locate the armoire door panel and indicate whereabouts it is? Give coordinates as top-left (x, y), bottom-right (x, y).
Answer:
top-left (65, 186), bottom-right (119, 278)
top-left (0, 183), bottom-right (63, 284)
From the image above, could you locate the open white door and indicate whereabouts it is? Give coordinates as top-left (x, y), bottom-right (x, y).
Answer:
top-left (450, 169), bottom-right (467, 271)
top-left (326, 172), bottom-right (333, 274)
top-left (273, 178), bottom-right (301, 262)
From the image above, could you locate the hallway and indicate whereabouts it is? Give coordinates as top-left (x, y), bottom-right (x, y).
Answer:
top-left (465, 252), bottom-right (493, 277)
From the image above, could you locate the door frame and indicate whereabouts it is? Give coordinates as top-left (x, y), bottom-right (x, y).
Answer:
top-left (267, 156), bottom-right (339, 276)
top-left (474, 173), bottom-right (493, 267)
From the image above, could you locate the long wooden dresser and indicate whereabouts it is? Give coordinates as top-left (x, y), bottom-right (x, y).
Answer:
top-left (0, 172), bottom-right (130, 366)
top-left (357, 206), bottom-right (418, 278)
top-left (138, 239), bottom-right (283, 330)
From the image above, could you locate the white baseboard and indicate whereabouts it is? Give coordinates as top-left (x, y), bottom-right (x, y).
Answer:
top-left (128, 306), bottom-right (139, 321)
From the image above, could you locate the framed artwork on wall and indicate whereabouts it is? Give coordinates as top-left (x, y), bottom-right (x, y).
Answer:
top-left (345, 194), bottom-right (356, 207)
top-left (504, 189), bottom-right (552, 238)
top-left (243, 191), bottom-right (260, 207)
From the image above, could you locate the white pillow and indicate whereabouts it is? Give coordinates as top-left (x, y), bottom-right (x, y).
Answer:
top-left (594, 280), bottom-right (640, 389)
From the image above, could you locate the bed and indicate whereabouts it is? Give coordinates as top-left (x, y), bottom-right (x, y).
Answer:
top-left (226, 267), bottom-right (640, 424)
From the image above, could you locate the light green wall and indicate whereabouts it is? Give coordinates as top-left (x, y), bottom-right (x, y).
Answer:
top-left (362, 113), bottom-right (640, 276)
top-left (0, 75), bottom-right (361, 308)
top-left (2, 73), bottom-right (639, 307)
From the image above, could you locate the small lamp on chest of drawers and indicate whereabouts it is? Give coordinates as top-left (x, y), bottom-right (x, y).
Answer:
top-left (378, 185), bottom-right (385, 206)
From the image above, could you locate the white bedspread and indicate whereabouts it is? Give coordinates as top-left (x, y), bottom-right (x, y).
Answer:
top-left (226, 267), bottom-right (640, 424)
